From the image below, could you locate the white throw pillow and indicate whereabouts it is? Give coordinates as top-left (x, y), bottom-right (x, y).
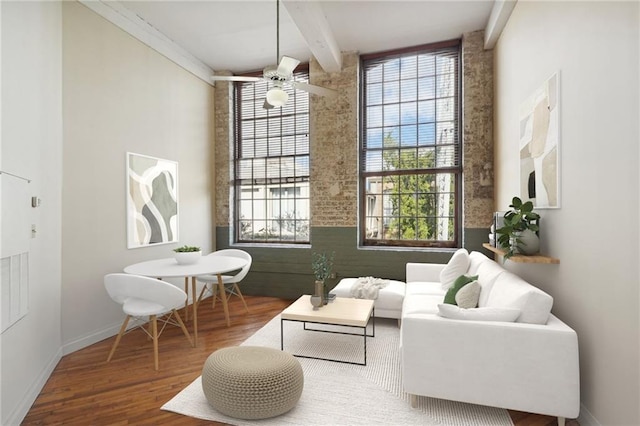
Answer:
top-left (437, 304), bottom-right (521, 322)
top-left (455, 280), bottom-right (480, 309)
top-left (439, 248), bottom-right (470, 290)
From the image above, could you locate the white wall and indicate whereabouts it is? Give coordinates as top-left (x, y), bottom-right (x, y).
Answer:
top-left (61, 2), bottom-right (215, 353)
top-left (1, 2), bottom-right (63, 424)
top-left (494, 2), bottom-right (639, 425)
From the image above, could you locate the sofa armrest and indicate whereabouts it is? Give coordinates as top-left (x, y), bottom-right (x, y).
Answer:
top-left (401, 313), bottom-right (579, 418)
top-left (406, 262), bottom-right (444, 283)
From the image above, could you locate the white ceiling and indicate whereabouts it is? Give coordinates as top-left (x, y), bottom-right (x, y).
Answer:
top-left (120, 0), bottom-right (495, 74)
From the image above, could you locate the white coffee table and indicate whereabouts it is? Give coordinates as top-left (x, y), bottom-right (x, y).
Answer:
top-left (280, 295), bottom-right (375, 366)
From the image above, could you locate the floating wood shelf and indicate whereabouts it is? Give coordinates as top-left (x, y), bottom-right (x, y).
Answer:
top-left (482, 243), bottom-right (560, 264)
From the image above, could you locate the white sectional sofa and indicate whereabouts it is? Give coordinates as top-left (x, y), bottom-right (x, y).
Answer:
top-left (401, 250), bottom-right (580, 425)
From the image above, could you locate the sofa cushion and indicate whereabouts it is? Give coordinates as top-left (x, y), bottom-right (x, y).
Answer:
top-left (436, 304), bottom-right (521, 322)
top-left (467, 251), bottom-right (508, 307)
top-left (443, 275), bottom-right (478, 305)
top-left (455, 280), bottom-right (480, 308)
top-left (485, 271), bottom-right (553, 325)
top-left (405, 281), bottom-right (446, 297)
top-left (402, 294), bottom-right (443, 316)
top-left (439, 248), bottom-right (470, 290)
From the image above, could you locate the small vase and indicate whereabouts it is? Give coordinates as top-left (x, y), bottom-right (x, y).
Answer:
top-left (310, 295), bottom-right (322, 310)
top-left (314, 280), bottom-right (325, 305)
top-left (517, 229), bottom-right (540, 255)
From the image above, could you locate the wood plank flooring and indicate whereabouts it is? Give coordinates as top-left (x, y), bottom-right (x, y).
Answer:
top-left (22, 296), bottom-right (578, 426)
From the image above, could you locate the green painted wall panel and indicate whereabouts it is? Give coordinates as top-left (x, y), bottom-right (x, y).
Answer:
top-left (216, 227), bottom-right (489, 299)
top-left (217, 226), bottom-right (490, 299)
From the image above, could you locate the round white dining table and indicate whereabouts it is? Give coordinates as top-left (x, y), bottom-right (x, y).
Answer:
top-left (123, 255), bottom-right (247, 343)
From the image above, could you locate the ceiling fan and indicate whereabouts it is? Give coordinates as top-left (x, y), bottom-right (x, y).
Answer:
top-left (210, 0), bottom-right (336, 109)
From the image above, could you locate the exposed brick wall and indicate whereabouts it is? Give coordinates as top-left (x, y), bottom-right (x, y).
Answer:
top-left (214, 74), bottom-right (232, 227)
top-left (463, 30), bottom-right (494, 228)
top-left (309, 52), bottom-right (359, 227)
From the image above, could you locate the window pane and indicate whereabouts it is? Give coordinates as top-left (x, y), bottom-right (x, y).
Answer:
top-left (383, 104), bottom-right (399, 127)
top-left (400, 79), bottom-right (417, 102)
top-left (367, 83), bottom-right (383, 105)
top-left (400, 102), bottom-right (418, 125)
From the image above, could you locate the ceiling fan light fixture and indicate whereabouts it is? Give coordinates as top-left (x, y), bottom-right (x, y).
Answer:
top-left (266, 86), bottom-right (288, 107)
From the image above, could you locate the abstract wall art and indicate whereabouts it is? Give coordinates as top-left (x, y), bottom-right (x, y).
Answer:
top-left (519, 72), bottom-right (560, 209)
top-left (126, 152), bottom-right (178, 248)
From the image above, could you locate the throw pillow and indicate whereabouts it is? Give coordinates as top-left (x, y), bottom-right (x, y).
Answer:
top-left (455, 280), bottom-right (480, 309)
top-left (439, 248), bottom-right (470, 290)
top-left (443, 274), bottom-right (478, 305)
top-left (437, 304), bottom-right (521, 322)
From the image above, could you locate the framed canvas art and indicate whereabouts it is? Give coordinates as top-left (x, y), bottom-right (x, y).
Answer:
top-left (126, 152), bottom-right (178, 248)
top-left (519, 72), bottom-right (560, 208)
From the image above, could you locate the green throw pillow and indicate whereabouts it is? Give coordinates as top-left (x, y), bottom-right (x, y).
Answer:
top-left (443, 274), bottom-right (479, 305)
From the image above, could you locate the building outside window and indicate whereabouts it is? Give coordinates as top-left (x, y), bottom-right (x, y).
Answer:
top-left (234, 68), bottom-right (310, 243)
top-left (360, 40), bottom-right (462, 248)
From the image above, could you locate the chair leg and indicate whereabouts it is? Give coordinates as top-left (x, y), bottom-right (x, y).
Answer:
top-left (151, 315), bottom-right (159, 370)
top-left (107, 315), bottom-right (130, 362)
top-left (196, 283), bottom-right (208, 305)
top-left (558, 417), bottom-right (565, 426)
top-left (173, 309), bottom-right (194, 347)
top-left (233, 283), bottom-right (249, 313)
top-left (212, 285), bottom-right (218, 309)
top-left (183, 277), bottom-right (189, 321)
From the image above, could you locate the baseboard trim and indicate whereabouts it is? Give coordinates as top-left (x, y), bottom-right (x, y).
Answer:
top-left (62, 289), bottom-right (215, 356)
top-left (577, 403), bottom-right (600, 426)
top-left (3, 348), bottom-right (62, 425)
top-left (62, 320), bottom-right (133, 355)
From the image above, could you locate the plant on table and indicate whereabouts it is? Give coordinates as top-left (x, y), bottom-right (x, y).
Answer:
top-left (311, 251), bottom-right (335, 304)
top-left (173, 245), bottom-right (201, 252)
top-left (496, 196), bottom-right (540, 260)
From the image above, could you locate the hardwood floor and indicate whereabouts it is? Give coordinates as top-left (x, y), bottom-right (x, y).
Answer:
top-left (22, 296), bottom-right (578, 426)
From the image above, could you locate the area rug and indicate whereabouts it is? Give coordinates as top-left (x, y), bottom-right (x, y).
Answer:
top-left (162, 315), bottom-right (514, 425)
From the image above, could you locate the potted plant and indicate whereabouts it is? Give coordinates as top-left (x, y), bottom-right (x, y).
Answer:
top-left (311, 251), bottom-right (334, 305)
top-left (173, 245), bottom-right (202, 265)
top-left (496, 197), bottom-right (540, 260)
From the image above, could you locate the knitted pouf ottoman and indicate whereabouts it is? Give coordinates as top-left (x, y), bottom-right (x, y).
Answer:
top-left (202, 346), bottom-right (304, 420)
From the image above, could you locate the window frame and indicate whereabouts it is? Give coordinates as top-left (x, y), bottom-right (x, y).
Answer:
top-left (359, 40), bottom-right (462, 249)
top-left (233, 65), bottom-right (311, 244)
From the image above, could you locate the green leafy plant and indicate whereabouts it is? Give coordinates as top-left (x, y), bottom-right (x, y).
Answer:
top-left (311, 251), bottom-right (335, 281)
top-left (173, 245), bottom-right (201, 253)
top-left (496, 197), bottom-right (540, 260)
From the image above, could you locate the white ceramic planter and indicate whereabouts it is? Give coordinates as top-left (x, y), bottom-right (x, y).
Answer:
top-left (174, 251), bottom-right (202, 265)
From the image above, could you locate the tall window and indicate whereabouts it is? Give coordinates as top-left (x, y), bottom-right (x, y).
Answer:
top-left (234, 69), bottom-right (310, 243)
top-left (360, 41), bottom-right (461, 248)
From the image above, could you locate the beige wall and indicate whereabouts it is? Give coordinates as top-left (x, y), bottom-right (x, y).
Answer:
top-left (1, 2), bottom-right (63, 424)
top-left (61, 2), bottom-right (215, 352)
top-left (494, 2), bottom-right (639, 424)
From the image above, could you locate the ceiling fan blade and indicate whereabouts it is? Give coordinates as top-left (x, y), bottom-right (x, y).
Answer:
top-left (290, 81), bottom-right (337, 98)
top-left (211, 75), bottom-right (262, 82)
top-left (277, 56), bottom-right (301, 76)
top-left (263, 99), bottom-right (275, 110)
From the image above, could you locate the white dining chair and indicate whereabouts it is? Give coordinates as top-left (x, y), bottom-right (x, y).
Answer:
top-left (104, 273), bottom-right (194, 370)
top-left (196, 249), bottom-right (252, 313)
